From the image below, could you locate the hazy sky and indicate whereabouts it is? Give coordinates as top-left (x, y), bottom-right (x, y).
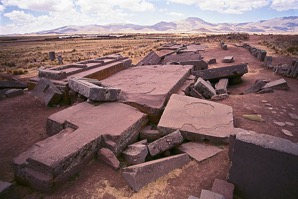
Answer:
top-left (0, 0), bottom-right (297, 34)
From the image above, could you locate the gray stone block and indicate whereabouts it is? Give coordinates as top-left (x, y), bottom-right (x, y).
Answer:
top-left (194, 77), bottom-right (216, 99)
top-left (228, 131), bottom-right (298, 199)
top-left (5, 89), bottom-right (24, 98)
top-left (0, 79), bottom-right (27, 89)
top-left (222, 56), bottom-right (234, 63)
top-left (212, 179), bottom-right (234, 199)
top-left (215, 78), bottom-right (229, 94)
top-left (148, 130), bottom-right (183, 156)
top-left (122, 142), bottom-right (148, 165)
top-left (98, 148), bottom-right (120, 170)
top-left (69, 77), bottom-right (120, 102)
top-left (241, 80), bottom-right (267, 94)
top-left (200, 190), bottom-right (225, 199)
top-left (122, 154), bottom-right (190, 192)
top-left (262, 78), bottom-right (289, 90)
top-left (31, 78), bottom-right (62, 106)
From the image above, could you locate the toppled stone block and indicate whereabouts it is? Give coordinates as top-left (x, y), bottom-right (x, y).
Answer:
top-left (222, 56), bottom-right (234, 63)
top-left (189, 87), bottom-right (204, 99)
top-left (158, 94), bottom-right (234, 144)
top-left (212, 179), bottom-right (235, 199)
top-left (137, 51), bottom-right (161, 66)
top-left (122, 154), bottom-right (190, 192)
top-left (0, 180), bottom-right (18, 199)
top-left (262, 78), bottom-right (289, 90)
top-left (98, 148), bottom-right (120, 170)
top-left (208, 58), bottom-right (216, 65)
top-left (200, 190), bottom-right (225, 199)
top-left (241, 80), bottom-right (267, 94)
top-left (5, 89), bottom-right (24, 98)
top-left (215, 78), bottom-right (229, 94)
top-left (122, 141), bottom-right (148, 165)
top-left (193, 64), bottom-right (248, 82)
top-left (182, 60), bottom-right (208, 71)
top-left (31, 78), bottom-right (62, 106)
top-left (148, 130), bottom-right (183, 156)
top-left (140, 125), bottom-right (165, 142)
top-left (14, 102), bottom-right (148, 192)
top-left (0, 79), bottom-right (27, 89)
top-left (69, 77), bottom-right (120, 102)
top-left (194, 77), bottom-right (216, 99)
top-left (176, 142), bottom-right (222, 162)
top-left (228, 131), bottom-right (298, 199)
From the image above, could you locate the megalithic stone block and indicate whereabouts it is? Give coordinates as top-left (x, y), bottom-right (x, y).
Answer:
top-left (136, 51), bottom-right (161, 66)
top-left (193, 63), bottom-right (248, 82)
top-left (215, 78), bottom-right (229, 94)
top-left (31, 78), bottom-right (62, 106)
top-left (147, 130), bottom-right (184, 156)
top-left (69, 77), bottom-right (121, 101)
top-left (194, 77), bottom-right (217, 99)
top-left (228, 130), bottom-right (298, 199)
top-left (122, 154), bottom-right (190, 192)
top-left (262, 78), bottom-right (289, 90)
top-left (122, 141), bottom-right (148, 165)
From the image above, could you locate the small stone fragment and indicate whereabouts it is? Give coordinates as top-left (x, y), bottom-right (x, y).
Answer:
top-left (281, 129), bottom-right (293, 137)
top-left (148, 130), bottom-right (184, 156)
top-left (273, 122), bottom-right (286, 127)
top-left (122, 142), bottom-right (148, 165)
top-left (242, 114), bottom-right (265, 122)
top-left (268, 107), bottom-right (273, 110)
top-left (200, 189), bottom-right (225, 199)
top-left (211, 94), bottom-right (229, 101)
top-left (222, 56), bottom-right (234, 63)
top-left (285, 122), bottom-right (295, 127)
top-left (265, 103), bottom-right (272, 107)
top-left (5, 89), bottom-right (24, 98)
top-left (98, 148), bottom-right (120, 170)
top-left (261, 100), bottom-right (268, 103)
top-left (272, 111), bottom-right (277, 114)
top-left (288, 113), bottom-right (298, 120)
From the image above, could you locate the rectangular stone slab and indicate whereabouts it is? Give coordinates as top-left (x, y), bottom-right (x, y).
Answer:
top-left (136, 51), bottom-right (161, 66)
top-left (176, 142), bottom-right (223, 162)
top-left (158, 94), bottom-right (234, 144)
top-left (14, 102), bottom-right (148, 192)
top-left (193, 64), bottom-right (248, 82)
top-left (211, 179), bottom-right (235, 199)
top-left (101, 65), bottom-right (192, 123)
top-left (228, 131), bottom-right (298, 199)
top-left (262, 78), bottom-right (289, 90)
top-left (122, 153), bottom-right (190, 192)
top-left (215, 78), bottom-right (229, 94)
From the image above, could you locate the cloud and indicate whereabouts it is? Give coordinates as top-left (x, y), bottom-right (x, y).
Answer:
top-left (166, 11), bottom-right (184, 16)
top-left (4, 10), bottom-right (35, 23)
top-left (168, 0), bottom-right (271, 14)
top-left (0, 4), bottom-right (5, 13)
top-left (271, 0), bottom-right (298, 11)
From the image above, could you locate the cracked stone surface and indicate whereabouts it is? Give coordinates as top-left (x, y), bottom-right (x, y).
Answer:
top-left (158, 94), bottom-right (234, 144)
top-left (101, 65), bottom-right (192, 123)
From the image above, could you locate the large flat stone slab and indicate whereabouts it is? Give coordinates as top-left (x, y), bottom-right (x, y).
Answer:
top-left (228, 130), bottom-right (298, 199)
top-left (122, 154), bottom-right (190, 192)
top-left (158, 94), bottom-right (234, 144)
top-left (101, 65), bottom-right (192, 123)
top-left (14, 102), bottom-right (148, 192)
top-left (176, 142), bottom-right (223, 162)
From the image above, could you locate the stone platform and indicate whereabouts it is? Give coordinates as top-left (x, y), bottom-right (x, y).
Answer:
top-left (158, 94), bottom-right (234, 144)
top-left (101, 65), bottom-right (192, 123)
top-left (14, 102), bottom-right (148, 192)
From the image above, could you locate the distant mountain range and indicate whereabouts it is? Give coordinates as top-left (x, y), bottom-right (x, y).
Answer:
top-left (37, 16), bottom-right (298, 34)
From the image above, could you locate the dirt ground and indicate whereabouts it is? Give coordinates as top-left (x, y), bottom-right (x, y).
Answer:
top-left (0, 35), bottom-right (297, 199)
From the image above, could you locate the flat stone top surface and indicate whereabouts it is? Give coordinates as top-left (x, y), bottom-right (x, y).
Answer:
top-left (158, 94), bottom-right (234, 138)
top-left (236, 131), bottom-right (298, 156)
top-left (34, 102), bottom-right (147, 167)
top-left (101, 65), bottom-right (192, 109)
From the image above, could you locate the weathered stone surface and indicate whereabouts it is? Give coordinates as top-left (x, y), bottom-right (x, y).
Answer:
top-left (31, 78), bottom-right (62, 106)
top-left (122, 154), bottom-right (190, 192)
top-left (211, 93), bottom-right (229, 101)
top-left (101, 65), bottom-right (192, 123)
top-left (215, 78), bottom-right (229, 94)
top-left (200, 190), bottom-right (225, 199)
top-left (0, 79), bottom-right (27, 89)
top-left (176, 142), bottom-right (222, 162)
top-left (194, 77), bottom-right (216, 99)
top-left (137, 51), bottom-right (161, 66)
top-left (241, 80), bottom-right (267, 94)
top-left (281, 129), bottom-right (293, 136)
top-left (122, 142), bottom-right (148, 165)
top-left (98, 148), bottom-right (120, 169)
top-left (148, 130), bottom-right (184, 156)
top-left (193, 64), bottom-right (248, 82)
top-left (262, 78), bottom-right (289, 90)
top-left (0, 180), bottom-right (18, 199)
top-left (140, 125), bottom-right (165, 142)
top-left (189, 87), bottom-right (204, 99)
top-left (158, 94), bottom-right (234, 144)
top-left (288, 113), bottom-right (298, 120)
top-left (69, 77), bottom-right (120, 102)
top-left (222, 56), bottom-right (234, 63)
top-left (211, 179), bottom-right (234, 199)
top-left (228, 131), bottom-right (298, 199)
top-left (5, 89), bottom-right (24, 98)
top-left (161, 51), bottom-right (201, 64)
top-left (14, 102), bottom-right (148, 192)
